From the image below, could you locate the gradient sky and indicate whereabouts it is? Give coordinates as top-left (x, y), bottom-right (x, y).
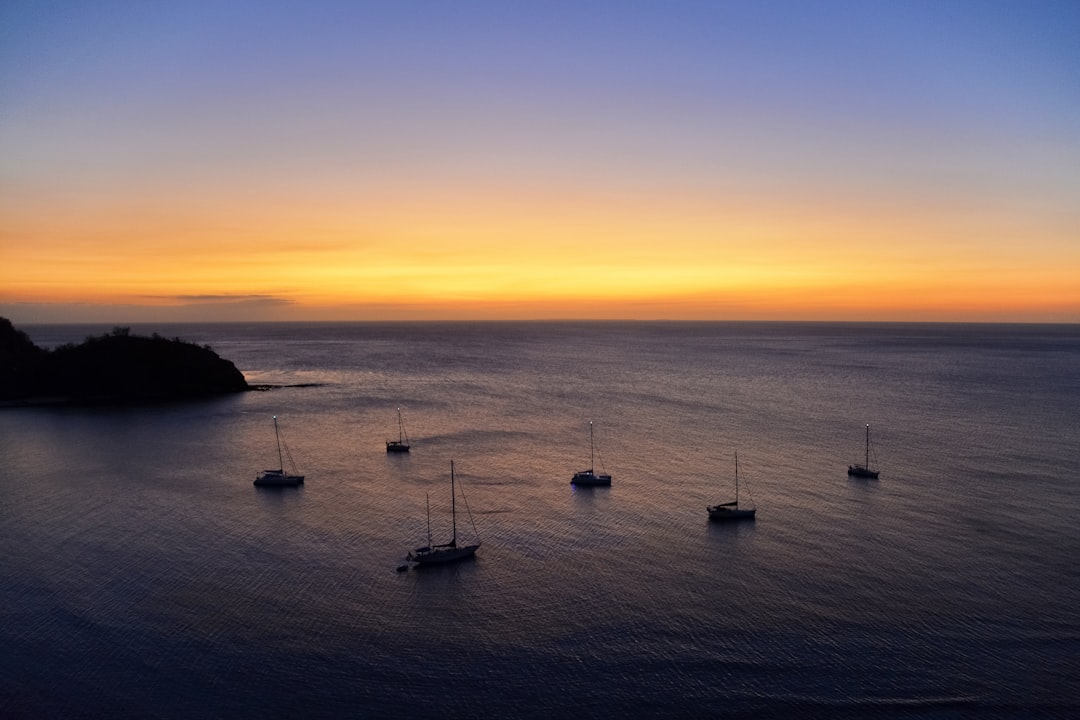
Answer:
top-left (2, 0), bottom-right (1078, 323)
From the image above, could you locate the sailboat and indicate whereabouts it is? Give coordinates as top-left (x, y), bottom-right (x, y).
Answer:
top-left (386, 407), bottom-right (410, 453)
top-left (708, 452), bottom-right (756, 521)
top-left (254, 416), bottom-right (304, 487)
top-left (571, 420), bottom-right (611, 486)
top-left (847, 423), bottom-right (880, 479)
top-left (407, 460), bottom-right (481, 566)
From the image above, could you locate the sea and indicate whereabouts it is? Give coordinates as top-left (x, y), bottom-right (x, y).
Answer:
top-left (1, 321), bottom-right (1078, 719)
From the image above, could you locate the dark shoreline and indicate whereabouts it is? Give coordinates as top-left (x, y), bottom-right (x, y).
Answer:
top-left (0, 382), bottom-right (329, 408)
top-left (1, 318), bottom-right (251, 405)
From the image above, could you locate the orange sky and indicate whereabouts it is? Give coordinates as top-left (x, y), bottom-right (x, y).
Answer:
top-left (2, 2), bottom-right (1078, 323)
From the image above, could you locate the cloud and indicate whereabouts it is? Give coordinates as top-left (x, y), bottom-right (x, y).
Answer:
top-left (1, 295), bottom-right (297, 324)
top-left (144, 294), bottom-right (295, 306)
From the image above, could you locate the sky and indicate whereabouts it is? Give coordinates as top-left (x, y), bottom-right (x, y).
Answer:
top-left (2, 0), bottom-right (1078, 323)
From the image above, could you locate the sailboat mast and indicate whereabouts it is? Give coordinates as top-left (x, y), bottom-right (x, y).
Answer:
top-left (450, 460), bottom-right (457, 546)
top-left (425, 492), bottom-right (432, 548)
top-left (865, 424), bottom-right (870, 468)
top-left (273, 416), bottom-right (284, 472)
top-left (590, 421), bottom-right (595, 471)
top-left (398, 407), bottom-right (404, 444)
top-left (735, 451), bottom-right (739, 504)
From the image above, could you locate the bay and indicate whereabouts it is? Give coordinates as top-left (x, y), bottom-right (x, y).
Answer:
top-left (2, 322), bottom-right (1078, 718)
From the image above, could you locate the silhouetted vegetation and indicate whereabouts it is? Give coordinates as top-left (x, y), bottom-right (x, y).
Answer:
top-left (0, 317), bottom-right (249, 404)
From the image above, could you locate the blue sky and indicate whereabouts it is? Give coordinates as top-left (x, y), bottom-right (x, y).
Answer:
top-left (2, 1), bottom-right (1078, 322)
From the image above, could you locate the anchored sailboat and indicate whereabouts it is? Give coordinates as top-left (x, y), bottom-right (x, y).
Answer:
top-left (407, 461), bottom-right (481, 566)
top-left (571, 420), bottom-right (612, 486)
top-left (847, 424), bottom-right (880, 479)
top-left (254, 416), bottom-right (304, 487)
top-left (386, 407), bottom-right (410, 453)
top-left (708, 452), bottom-right (756, 521)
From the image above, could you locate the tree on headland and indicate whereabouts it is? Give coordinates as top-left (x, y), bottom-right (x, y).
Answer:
top-left (0, 317), bottom-right (249, 404)
top-left (0, 317), bottom-right (47, 399)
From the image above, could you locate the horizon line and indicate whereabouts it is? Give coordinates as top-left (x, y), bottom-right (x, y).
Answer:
top-left (10, 317), bottom-right (1079, 327)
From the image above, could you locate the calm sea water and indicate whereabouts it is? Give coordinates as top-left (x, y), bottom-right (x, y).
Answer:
top-left (2, 322), bottom-right (1078, 719)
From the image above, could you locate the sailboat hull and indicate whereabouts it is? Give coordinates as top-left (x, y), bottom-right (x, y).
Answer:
top-left (707, 505), bottom-right (755, 521)
top-left (386, 441), bottom-right (410, 453)
top-left (571, 470), bottom-right (611, 486)
top-left (254, 470), bottom-right (304, 487)
top-left (409, 543), bottom-right (480, 565)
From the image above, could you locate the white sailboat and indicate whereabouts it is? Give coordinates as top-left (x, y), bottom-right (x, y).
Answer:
top-left (254, 416), bottom-right (304, 487)
top-left (407, 461), bottom-right (481, 566)
top-left (847, 423), bottom-right (880, 479)
top-left (386, 407), bottom-right (410, 453)
top-left (708, 452), bottom-right (755, 521)
top-left (571, 420), bottom-right (612, 486)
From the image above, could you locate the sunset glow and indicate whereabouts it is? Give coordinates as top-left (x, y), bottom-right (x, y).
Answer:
top-left (2, 1), bottom-right (1078, 323)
